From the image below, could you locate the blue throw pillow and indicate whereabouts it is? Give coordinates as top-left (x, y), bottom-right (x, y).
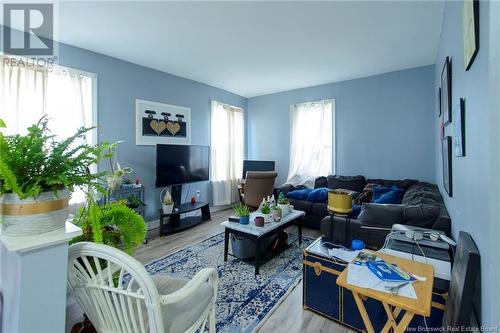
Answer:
top-left (372, 185), bottom-right (404, 202)
top-left (371, 186), bottom-right (393, 202)
top-left (372, 187), bottom-right (405, 204)
top-left (307, 187), bottom-right (329, 203)
top-left (286, 188), bottom-right (313, 200)
top-left (350, 204), bottom-right (362, 218)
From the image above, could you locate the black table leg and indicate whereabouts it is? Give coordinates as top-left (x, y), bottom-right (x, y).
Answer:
top-left (254, 238), bottom-right (261, 275)
top-left (201, 204), bottom-right (211, 221)
top-left (224, 229), bottom-right (229, 262)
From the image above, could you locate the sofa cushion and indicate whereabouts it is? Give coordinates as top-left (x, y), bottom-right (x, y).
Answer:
top-left (403, 204), bottom-right (441, 228)
top-left (288, 199), bottom-right (313, 213)
top-left (311, 202), bottom-right (329, 217)
top-left (327, 175), bottom-right (366, 192)
top-left (307, 187), bottom-right (328, 203)
top-left (286, 188), bottom-right (313, 200)
top-left (367, 178), bottom-right (418, 190)
top-left (314, 176), bottom-right (327, 189)
top-left (357, 203), bottom-right (406, 227)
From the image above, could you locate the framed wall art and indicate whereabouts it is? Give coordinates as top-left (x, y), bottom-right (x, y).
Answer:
top-left (441, 57), bottom-right (452, 125)
top-left (463, 0), bottom-right (479, 71)
top-left (135, 99), bottom-right (191, 146)
top-left (442, 136), bottom-right (453, 197)
top-left (453, 98), bottom-right (466, 157)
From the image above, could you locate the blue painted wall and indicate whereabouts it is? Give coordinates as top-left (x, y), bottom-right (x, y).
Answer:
top-left (247, 66), bottom-right (436, 185)
top-left (55, 44), bottom-right (247, 220)
top-left (434, 0), bottom-right (498, 326)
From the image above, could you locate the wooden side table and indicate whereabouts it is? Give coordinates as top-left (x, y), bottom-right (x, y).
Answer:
top-left (336, 252), bottom-right (434, 333)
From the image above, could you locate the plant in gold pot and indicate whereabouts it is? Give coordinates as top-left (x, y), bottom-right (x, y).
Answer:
top-left (0, 117), bottom-right (110, 236)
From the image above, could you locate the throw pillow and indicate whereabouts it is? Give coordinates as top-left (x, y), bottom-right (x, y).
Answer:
top-left (350, 204), bottom-right (362, 219)
top-left (372, 187), bottom-right (405, 204)
top-left (286, 188), bottom-right (313, 200)
top-left (354, 183), bottom-right (377, 205)
top-left (307, 187), bottom-right (328, 203)
top-left (357, 203), bottom-right (405, 227)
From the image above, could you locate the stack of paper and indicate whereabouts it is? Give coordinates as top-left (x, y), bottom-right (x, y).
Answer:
top-left (346, 263), bottom-right (419, 299)
top-left (328, 248), bottom-right (360, 263)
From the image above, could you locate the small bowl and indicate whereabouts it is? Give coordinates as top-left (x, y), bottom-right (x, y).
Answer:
top-left (254, 216), bottom-right (265, 227)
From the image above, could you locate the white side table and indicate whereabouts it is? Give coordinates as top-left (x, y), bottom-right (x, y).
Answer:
top-left (0, 222), bottom-right (82, 333)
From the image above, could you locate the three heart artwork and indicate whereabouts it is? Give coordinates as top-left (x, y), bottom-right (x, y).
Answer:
top-left (150, 119), bottom-right (181, 136)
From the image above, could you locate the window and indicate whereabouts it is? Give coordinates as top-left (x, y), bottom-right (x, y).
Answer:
top-left (287, 99), bottom-right (334, 186)
top-left (210, 100), bottom-right (244, 206)
top-left (1, 55), bottom-right (97, 204)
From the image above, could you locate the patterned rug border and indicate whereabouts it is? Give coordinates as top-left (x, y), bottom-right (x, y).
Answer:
top-left (142, 231), bottom-right (315, 332)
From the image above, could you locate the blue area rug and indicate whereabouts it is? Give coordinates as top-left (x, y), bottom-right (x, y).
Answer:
top-left (144, 232), bottom-right (313, 333)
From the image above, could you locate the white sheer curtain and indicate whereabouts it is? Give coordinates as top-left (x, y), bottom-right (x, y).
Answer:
top-left (210, 100), bottom-right (244, 206)
top-left (0, 55), bottom-right (95, 204)
top-left (287, 100), bottom-right (334, 187)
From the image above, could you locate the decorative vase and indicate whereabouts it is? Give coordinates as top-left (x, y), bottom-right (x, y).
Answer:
top-left (239, 216), bottom-right (250, 225)
top-left (162, 203), bottom-right (174, 214)
top-left (264, 214), bottom-right (273, 223)
top-left (0, 189), bottom-right (69, 236)
top-left (254, 216), bottom-right (264, 227)
top-left (278, 203), bottom-right (290, 215)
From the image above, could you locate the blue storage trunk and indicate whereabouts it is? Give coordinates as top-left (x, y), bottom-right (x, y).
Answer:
top-left (303, 237), bottom-right (447, 332)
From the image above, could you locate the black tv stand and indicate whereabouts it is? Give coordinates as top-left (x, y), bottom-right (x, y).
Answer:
top-left (159, 201), bottom-right (211, 236)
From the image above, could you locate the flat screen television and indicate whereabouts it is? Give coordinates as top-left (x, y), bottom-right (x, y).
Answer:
top-left (156, 144), bottom-right (209, 187)
top-left (242, 160), bottom-right (275, 179)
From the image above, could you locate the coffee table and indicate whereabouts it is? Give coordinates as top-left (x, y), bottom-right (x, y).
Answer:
top-left (221, 209), bottom-right (305, 275)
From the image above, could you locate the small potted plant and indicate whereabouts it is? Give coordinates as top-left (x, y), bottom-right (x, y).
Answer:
top-left (272, 205), bottom-right (282, 222)
top-left (234, 203), bottom-right (251, 225)
top-left (261, 203), bottom-right (272, 223)
top-left (126, 194), bottom-right (145, 209)
top-left (121, 177), bottom-right (135, 189)
top-left (277, 191), bottom-right (290, 215)
top-left (106, 142), bottom-right (132, 191)
top-left (162, 190), bottom-right (174, 214)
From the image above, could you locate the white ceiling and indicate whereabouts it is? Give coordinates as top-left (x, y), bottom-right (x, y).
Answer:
top-left (6, 1), bottom-right (445, 98)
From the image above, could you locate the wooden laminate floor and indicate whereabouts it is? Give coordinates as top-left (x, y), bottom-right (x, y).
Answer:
top-left (133, 209), bottom-right (354, 333)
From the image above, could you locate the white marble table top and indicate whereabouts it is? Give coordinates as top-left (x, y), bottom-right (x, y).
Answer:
top-left (221, 209), bottom-right (305, 237)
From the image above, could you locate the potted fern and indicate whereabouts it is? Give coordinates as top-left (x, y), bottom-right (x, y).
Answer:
top-left (0, 117), bottom-right (110, 236)
top-left (71, 199), bottom-right (146, 255)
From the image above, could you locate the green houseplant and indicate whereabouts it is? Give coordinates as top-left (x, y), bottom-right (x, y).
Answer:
top-left (0, 117), bottom-right (110, 236)
top-left (72, 199), bottom-right (146, 255)
top-left (277, 191), bottom-right (290, 215)
top-left (234, 203), bottom-right (251, 225)
top-left (126, 194), bottom-right (145, 209)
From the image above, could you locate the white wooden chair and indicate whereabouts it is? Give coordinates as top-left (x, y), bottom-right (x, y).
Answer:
top-left (67, 242), bottom-right (218, 333)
